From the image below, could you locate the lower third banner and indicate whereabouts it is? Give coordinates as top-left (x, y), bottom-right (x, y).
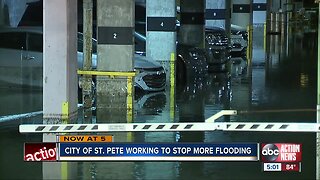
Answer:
top-left (58, 143), bottom-right (258, 161)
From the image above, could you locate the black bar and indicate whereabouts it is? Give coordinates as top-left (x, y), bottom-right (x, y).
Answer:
top-left (97, 27), bottom-right (133, 45)
top-left (253, 3), bottom-right (267, 11)
top-left (147, 17), bottom-right (176, 31)
top-left (205, 9), bottom-right (226, 20)
top-left (180, 12), bottom-right (205, 25)
top-left (233, 4), bottom-right (251, 13)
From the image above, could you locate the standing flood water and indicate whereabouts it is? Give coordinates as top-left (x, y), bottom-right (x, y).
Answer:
top-left (0, 25), bottom-right (317, 179)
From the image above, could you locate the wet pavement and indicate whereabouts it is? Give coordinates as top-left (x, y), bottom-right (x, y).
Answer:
top-left (0, 25), bottom-right (318, 179)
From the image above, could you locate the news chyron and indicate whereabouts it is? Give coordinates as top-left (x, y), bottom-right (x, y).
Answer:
top-left (24, 135), bottom-right (113, 161)
top-left (261, 143), bottom-right (302, 172)
top-left (24, 135), bottom-right (258, 161)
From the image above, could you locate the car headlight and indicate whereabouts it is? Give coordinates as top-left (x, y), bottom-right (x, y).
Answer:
top-left (134, 68), bottom-right (143, 73)
top-left (189, 51), bottom-right (199, 59)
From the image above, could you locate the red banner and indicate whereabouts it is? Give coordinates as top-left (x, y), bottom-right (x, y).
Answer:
top-left (24, 143), bottom-right (57, 161)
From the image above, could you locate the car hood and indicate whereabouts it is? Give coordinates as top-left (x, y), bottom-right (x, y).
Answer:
top-left (231, 24), bottom-right (246, 31)
top-left (205, 26), bottom-right (225, 32)
top-left (134, 54), bottom-right (162, 69)
top-left (88, 53), bottom-right (162, 70)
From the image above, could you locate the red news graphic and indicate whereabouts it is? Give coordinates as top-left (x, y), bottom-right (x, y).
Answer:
top-left (261, 143), bottom-right (302, 162)
top-left (281, 163), bottom-right (300, 172)
top-left (24, 143), bottom-right (57, 161)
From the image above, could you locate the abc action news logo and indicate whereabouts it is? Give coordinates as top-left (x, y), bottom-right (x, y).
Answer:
top-left (261, 143), bottom-right (302, 162)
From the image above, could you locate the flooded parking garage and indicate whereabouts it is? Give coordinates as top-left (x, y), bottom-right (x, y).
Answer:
top-left (0, 23), bottom-right (318, 179)
top-left (0, 0), bottom-right (320, 180)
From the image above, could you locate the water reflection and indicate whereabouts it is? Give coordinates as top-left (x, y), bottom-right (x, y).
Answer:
top-left (133, 91), bottom-right (177, 180)
top-left (0, 24), bottom-right (318, 179)
top-left (263, 31), bottom-right (317, 111)
top-left (0, 87), bottom-right (42, 116)
top-left (176, 78), bottom-right (206, 180)
top-left (135, 91), bottom-right (166, 117)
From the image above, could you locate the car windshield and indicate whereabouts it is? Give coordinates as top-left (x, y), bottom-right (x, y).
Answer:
top-left (77, 33), bottom-right (97, 53)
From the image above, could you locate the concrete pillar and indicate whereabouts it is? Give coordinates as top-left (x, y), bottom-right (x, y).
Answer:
top-left (94, 3), bottom-right (135, 178)
top-left (42, 134), bottom-right (77, 179)
top-left (80, 131), bottom-right (134, 179)
top-left (83, 0), bottom-right (93, 72)
top-left (252, 0), bottom-right (267, 62)
top-left (205, 0), bottom-right (232, 73)
top-left (225, 0), bottom-right (232, 38)
top-left (231, 0), bottom-right (252, 28)
top-left (179, 0), bottom-right (205, 47)
top-left (205, 0), bottom-right (232, 41)
top-left (146, 0), bottom-right (176, 83)
top-left (205, 0), bottom-right (227, 29)
top-left (146, 0), bottom-right (176, 136)
top-left (43, 0), bottom-right (79, 169)
top-left (43, 0), bottom-right (78, 122)
top-left (266, 0), bottom-right (272, 34)
top-left (253, 0), bottom-right (267, 24)
top-left (231, 0), bottom-right (253, 110)
top-left (96, 0), bottom-right (134, 123)
top-left (0, 0), bottom-right (4, 26)
top-left (269, 0), bottom-right (281, 12)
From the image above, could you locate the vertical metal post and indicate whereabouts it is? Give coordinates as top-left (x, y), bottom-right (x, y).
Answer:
top-left (82, 0), bottom-right (93, 112)
top-left (318, 1), bottom-right (320, 112)
top-left (170, 52), bottom-right (175, 121)
top-left (126, 76), bottom-right (133, 141)
top-left (264, 22), bottom-right (266, 51)
top-left (246, 25), bottom-right (253, 63)
top-left (225, 0), bottom-right (232, 75)
top-left (317, 2), bottom-right (320, 179)
top-left (225, 0), bottom-right (231, 38)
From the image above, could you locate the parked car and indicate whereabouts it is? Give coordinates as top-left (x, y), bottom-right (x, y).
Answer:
top-left (230, 24), bottom-right (248, 57)
top-left (0, 27), bottom-right (166, 92)
top-left (176, 20), bottom-right (231, 73)
top-left (204, 24), bottom-right (248, 57)
top-left (134, 31), bottom-right (208, 85)
top-left (204, 26), bottom-right (231, 72)
top-left (231, 24), bottom-right (248, 41)
top-left (176, 44), bottom-right (208, 84)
